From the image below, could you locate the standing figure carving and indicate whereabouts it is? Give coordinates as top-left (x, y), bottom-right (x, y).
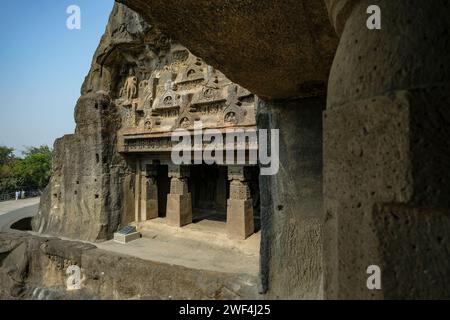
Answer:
top-left (121, 69), bottom-right (138, 101)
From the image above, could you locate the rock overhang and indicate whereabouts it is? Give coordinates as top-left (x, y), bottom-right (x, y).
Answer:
top-left (116, 0), bottom-right (339, 100)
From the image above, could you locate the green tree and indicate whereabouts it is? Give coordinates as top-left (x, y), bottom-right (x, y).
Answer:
top-left (22, 145), bottom-right (52, 157)
top-left (0, 146), bottom-right (17, 193)
top-left (0, 146), bottom-right (15, 166)
top-left (13, 146), bottom-right (52, 191)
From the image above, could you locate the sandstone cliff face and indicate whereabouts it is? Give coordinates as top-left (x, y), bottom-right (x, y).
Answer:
top-left (32, 4), bottom-right (163, 241)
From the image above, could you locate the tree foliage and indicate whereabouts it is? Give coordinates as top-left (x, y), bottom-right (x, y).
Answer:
top-left (0, 146), bottom-right (15, 166)
top-left (0, 146), bottom-right (17, 192)
top-left (0, 145), bottom-right (52, 193)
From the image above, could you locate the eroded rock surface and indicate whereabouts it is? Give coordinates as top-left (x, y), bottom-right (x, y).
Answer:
top-left (32, 4), bottom-right (145, 241)
top-left (117, 0), bottom-right (338, 100)
top-left (0, 232), bottom-right (258, 300)
top-left (323, 0), bottom-right (450, 299)
top-left (0, 232), bottom-right (96, 299)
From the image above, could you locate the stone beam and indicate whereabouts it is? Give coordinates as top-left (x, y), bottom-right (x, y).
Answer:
top-left (116, 0), bottom-right (338, 100)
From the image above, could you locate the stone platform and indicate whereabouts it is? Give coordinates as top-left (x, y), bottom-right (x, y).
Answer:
top-left (100, 217), bottom-right (260, 275)
top-left (1, 199), bottom-right (260, 299)
top-left (0, 231), bottom-right (260, 299)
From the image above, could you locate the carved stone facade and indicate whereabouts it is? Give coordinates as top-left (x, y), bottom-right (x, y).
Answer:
top-left (33, 3), bottom-right (259, 243)
top-left (89, 28), bottom-right (261, 238)
top-left (115, 43), bottom-right (257, 155)
top-left (114, 43), bottom-right (259, 239)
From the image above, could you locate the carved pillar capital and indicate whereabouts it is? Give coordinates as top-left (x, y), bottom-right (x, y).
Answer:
top-left (228, 166), bottom-right (252, 201)
top-left (143, 164), bottom-right (158, 179)
top-left (227, 165), bottom-right (251, 182)
top-left (325, 0), bottom-right (361, 36)
top-left (229, 180), bottom-right (251, 200)
top-left (168, 164), bottom-right (190, 179)
top-left (170, 177), bottom-right (189, 195)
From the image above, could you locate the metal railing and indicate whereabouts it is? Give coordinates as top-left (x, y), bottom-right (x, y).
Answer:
top-left (0, 190), bottom-right (41, 202)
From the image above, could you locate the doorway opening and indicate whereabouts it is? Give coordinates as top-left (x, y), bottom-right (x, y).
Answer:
top-left (156, 164), bottom-right (170, 218)
top-left (188, 164), bottom-right (260, 231)
top-left (189, 164), bottom-right (228, 223)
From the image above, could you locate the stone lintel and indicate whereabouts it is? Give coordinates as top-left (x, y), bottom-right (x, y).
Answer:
top-left (168, 164), bottom-right (190, 179)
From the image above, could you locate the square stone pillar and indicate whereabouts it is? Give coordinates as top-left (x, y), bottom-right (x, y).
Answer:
top-left (135, 162), bottom-right (159, 223)
top-left (141, 165), bottom-right (159, 221)
top-left (134, 161), bottom-right (142, 223)
top-left (227, 166), bottom-right (254, 240)
top-left (166, 165), bottom-right (192, 227)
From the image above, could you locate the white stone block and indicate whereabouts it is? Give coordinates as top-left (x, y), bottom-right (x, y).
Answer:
top-left (113, 231), bottom-right (141, 244)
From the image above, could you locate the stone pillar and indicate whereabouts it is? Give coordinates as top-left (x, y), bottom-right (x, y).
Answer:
top-left (140, 165), bottom-right (159, 221)
top-left (166, 165), bottom-right (192, 227)
top-left (226, 166), bottom-right (254, 240)
top-left (257, 98), bottom-right (324, 298)
top-left (324, 0), bottom-right (450, 299)
top-left (134, 161), bottom-right (142, 223)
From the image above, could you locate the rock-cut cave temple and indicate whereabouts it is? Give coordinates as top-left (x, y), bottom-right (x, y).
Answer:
top-left (23, 0), bottom-right (450, 300)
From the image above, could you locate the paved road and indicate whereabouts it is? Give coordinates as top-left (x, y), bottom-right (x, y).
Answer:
top-left (0, 198), bottom-right (40, 231)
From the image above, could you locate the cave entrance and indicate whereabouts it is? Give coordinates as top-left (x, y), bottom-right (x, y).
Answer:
top-left (156, 164), bottom-right (169, 218)
top-left (135, 159), bottom-right (260, 239)
top-left (189, 164), bottom-right (228, 223)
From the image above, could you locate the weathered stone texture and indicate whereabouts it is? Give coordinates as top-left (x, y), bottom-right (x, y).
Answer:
top-left (324, 0), bottom-right (450, 299)
top-left (0, 232), bottom-right (96, 299)
top-left (0, 232), bottom-right (258, 300)
top-left (373, 204), bottom-right (450, 299)
top-left (32, 4), bottom-right (146, 241)
top-left (117, 0), bottom-right (338, 100)
top-left (258, 97), bottom-right (324, 299)
top-left (327, 1), bottom-right (450, 108)
top-left (32, 92), bottom-right (126, 241)
top-left (324, 92), bottom-right (411, 299)
top-left (81, 248), bottom-right (258, 300)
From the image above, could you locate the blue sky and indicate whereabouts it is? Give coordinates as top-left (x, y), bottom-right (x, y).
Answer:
top-left (0, 0), bottom-right (114, 155)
